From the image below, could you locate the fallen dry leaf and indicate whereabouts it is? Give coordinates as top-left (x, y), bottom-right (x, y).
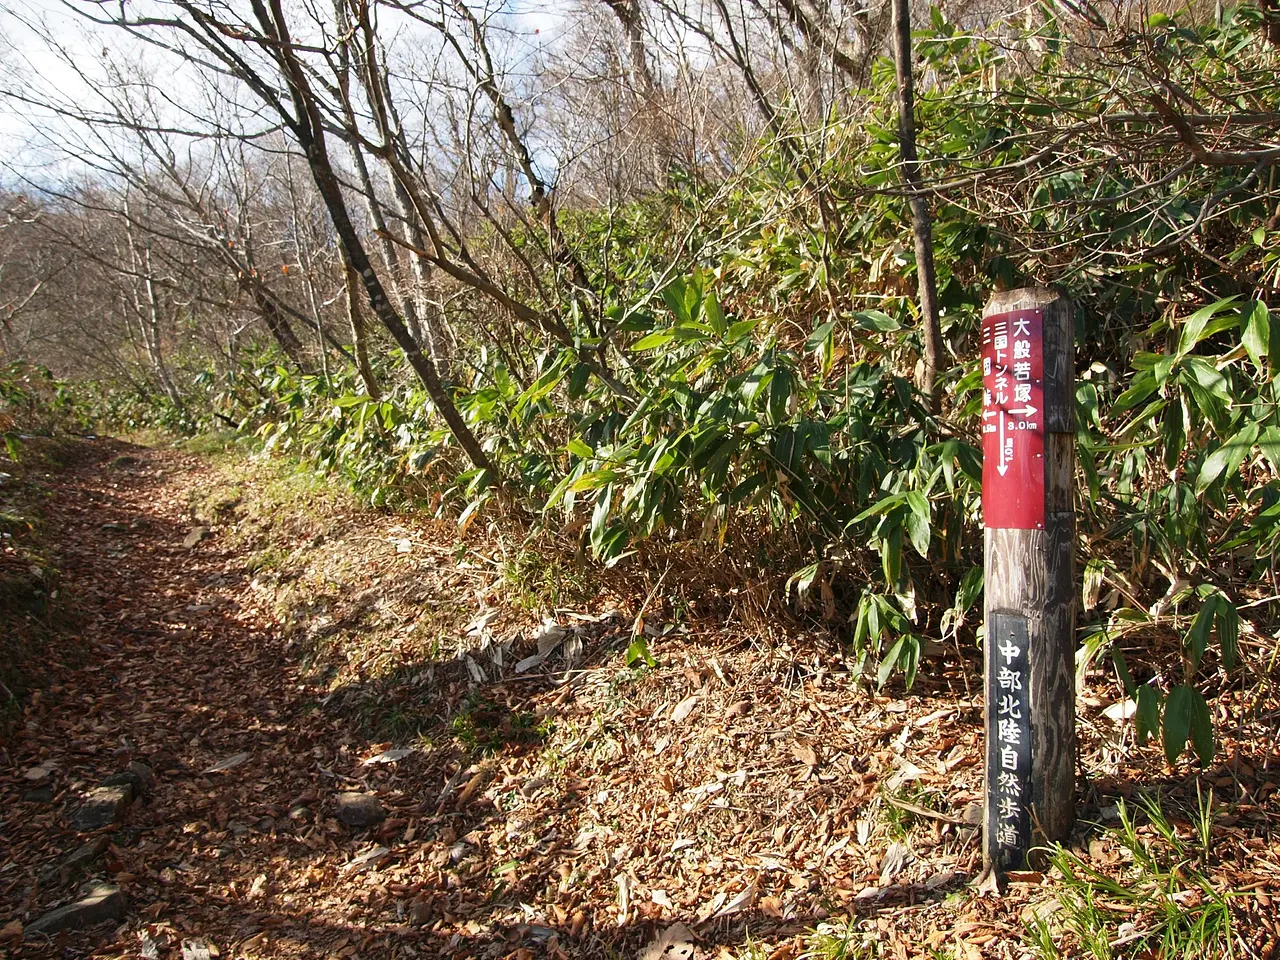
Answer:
top-left (202, 752), bottom-right (250, 774)
top-left (670, 694), bottom-right (699, 724)
top-left (791, 742), bottom-right (818, 768)
top-left (362, 748), bottom-right (414, 765)
top-left (0, 920), bottom-right (23, 945)
top-left (713, 878), bottom-right (759, 919)
top-left (637, 922), bottom-right (696, 960)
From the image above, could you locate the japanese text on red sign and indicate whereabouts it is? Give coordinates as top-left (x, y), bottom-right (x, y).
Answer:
top-left (981, 309), bottom-right (1045, 529)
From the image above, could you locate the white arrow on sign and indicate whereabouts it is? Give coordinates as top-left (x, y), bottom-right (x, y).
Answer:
top-left (997, 413), bottom-right (1009, 476)
top-left (1006, 405), bottom-right (1038, 417)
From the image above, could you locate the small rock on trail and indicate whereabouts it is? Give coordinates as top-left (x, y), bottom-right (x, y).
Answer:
top-left (335, 791), bottom-right (385, 827)
top-left (71, 784), bottom-right (133, 832)
top-left (38, 836), bottom-right (110, 884)
top-left (25, 883), bottom-right (127, 938)
top-left (102, 760), bottom-right (155, 795)
top-left (61, 836), bottom-right (110, 871)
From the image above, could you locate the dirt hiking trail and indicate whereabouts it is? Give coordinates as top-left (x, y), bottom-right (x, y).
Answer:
top-left (4, 441), bottom-right (404, 957)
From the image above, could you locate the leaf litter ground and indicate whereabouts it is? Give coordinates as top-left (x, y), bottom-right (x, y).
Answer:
top-left (3, 439), bottom-right (1280, 959)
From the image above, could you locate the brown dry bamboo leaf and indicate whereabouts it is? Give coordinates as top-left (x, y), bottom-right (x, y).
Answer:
top-left (882, 794), bottom-right (964, 825)
top-left (456, 765), bottom-right (492, 808)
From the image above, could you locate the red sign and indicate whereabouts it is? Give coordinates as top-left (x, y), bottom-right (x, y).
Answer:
top-left (982, 309), bottom-right (1045, 529)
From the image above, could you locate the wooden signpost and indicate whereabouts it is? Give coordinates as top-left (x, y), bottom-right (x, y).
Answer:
top-left (981, 287), bottom-right (1076, 877)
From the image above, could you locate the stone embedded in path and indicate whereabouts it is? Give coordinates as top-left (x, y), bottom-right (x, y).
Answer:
top-left (63, 836), bottom-right (110, 871)
top-left (71, 785), bottom-right (132, 832)
top-left (182, 526), bottom-right (211, 548)
top-left (24, 883), bottom-right (126, 937)
top-left (335, 792), bottom-right (385, 827)
top-left (22, 786), bottom-right (54, 804)
top-left (23, 761), bottom-right (55, 780)
top-left (39, 836), bottom-right (110, 883)
top-left (102, 761), bottom-right (154, 795)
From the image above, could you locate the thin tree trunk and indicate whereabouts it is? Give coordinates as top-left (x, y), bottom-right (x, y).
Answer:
top-left (284, 156), bottom-right (331, 390)
top-left (387, 173), bottom-right (455, 380)
top-left (603, 0), bottom-right (657, 97)
top-left (352, 146), bottom-right (425, 348)
top-left (334, 0), bottom-right (452, 378)
top-left (317, 157), bottom-right (495, 479)
top-left (345, 263), bottom-right (381, 399)
top-left (891, 0), bottom-right (943, 410)
top-left (122, 210), bottom-right (182, 406)
top-left (140, 248), bottom-right (183, 407)
top-left (244, 277), bottom-right (311, 373)
top-left (256, 0), bottom-right (497, 480)
top-left (601, 0), bottom-right (673, 186)
top-left (349, 0), bottom-right (632, 401)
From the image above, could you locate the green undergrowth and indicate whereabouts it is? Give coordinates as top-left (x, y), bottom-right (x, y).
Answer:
top-left (1029, 791), bottom-right (1233, 959)
top-left (449, 691), bottom-right (552, 756)
top-left (800, 918), bottom-right (880, 960)
top-left (879, 784), bottom-right (947, 840)
top-left (126, 426), bottom-right (243, 458)
top-left (500, 546), bottom-right (601, 615)
top-left (190, 449), bottom-right (357, 554)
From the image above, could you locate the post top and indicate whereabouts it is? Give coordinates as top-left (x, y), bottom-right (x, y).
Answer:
top-left (983, 286), bottom-right (1066, 317)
